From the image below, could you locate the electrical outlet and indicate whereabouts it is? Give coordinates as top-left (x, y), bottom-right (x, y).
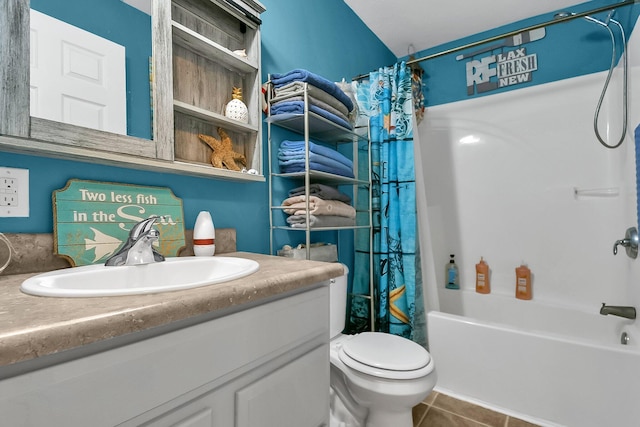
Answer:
top-left (0, 167), bottom-right (29, 217)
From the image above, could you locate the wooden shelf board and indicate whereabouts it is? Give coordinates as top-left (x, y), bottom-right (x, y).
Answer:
top-left (173, 100), bottom-right (259, 133)
top-left (172, 21), bottom-right (258, 74)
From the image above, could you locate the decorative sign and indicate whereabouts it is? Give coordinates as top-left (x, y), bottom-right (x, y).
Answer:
top-left (463, 28), bottom-right (545, 96)
top-left (53, 179), bottom-right (185, 266)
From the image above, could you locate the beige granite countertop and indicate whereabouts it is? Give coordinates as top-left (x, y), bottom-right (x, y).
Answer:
top-left (0, 252), bottom-right (344, 368)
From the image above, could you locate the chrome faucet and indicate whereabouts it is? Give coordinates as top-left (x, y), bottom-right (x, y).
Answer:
top-left (600, 303), bottom-right (636, 320)
top-left (105, 216), bottom-right (166, 266)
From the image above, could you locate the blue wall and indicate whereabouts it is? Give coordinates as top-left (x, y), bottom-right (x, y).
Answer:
top-left (403, 0), bottom-right (640, 106)
top-left (5, 0), bottom-right (635, 260)
top-left (1, 0), bottom-right (395, 258)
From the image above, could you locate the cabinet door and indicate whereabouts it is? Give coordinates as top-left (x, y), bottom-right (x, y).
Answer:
top-left (140, 344), bottom-right (328, 427)
top-left (1, 286), bottom-right (329, 427)
top-left (149, 408), bottom-right (216, 427)
top-left (236, 345), bottom-right (329, 427)
top-left (138, 393), bottom-right (232, 427)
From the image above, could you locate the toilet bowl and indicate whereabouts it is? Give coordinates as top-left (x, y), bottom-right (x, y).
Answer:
top-left (329, 266), bottom-right (437, 427)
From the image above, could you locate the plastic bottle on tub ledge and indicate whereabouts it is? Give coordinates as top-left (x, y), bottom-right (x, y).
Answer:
top-left (475, 257), bottom-right (490, 294)
top-left (193, 211), bottom-right (215, 256)
top-left (445, 254), bottom-right (459, 289)
top-left (515, 262), bottom-right (532, 300)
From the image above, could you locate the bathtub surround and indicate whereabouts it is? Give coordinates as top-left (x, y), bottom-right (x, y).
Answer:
top-left (413, 11), bottom-right (640, 427)
top-left (418, 65), bottom-right (640, 309)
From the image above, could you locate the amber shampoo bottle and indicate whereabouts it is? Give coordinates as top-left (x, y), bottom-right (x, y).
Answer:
top-left (475, 257), bottom-right (490, 294)
top-left (515, 263), bottom-right (532, 300)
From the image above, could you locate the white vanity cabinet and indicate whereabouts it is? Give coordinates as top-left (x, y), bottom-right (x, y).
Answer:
top-left (0, 285), bottom-right (329, 427)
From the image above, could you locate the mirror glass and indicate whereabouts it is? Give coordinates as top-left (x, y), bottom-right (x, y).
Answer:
top-left (30, 0), bottom-right (152, 140)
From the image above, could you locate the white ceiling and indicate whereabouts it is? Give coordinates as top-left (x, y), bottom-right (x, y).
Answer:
top-left (343, 0), bottom-right (587, 57)
top-left (121, 0), bottom-right (151, 15)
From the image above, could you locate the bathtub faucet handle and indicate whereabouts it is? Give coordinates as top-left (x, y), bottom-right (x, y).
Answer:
top-left (613, 227), bottom-right (638, 259)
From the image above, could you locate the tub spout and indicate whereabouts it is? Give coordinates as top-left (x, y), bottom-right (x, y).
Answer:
top-left (600, 303), bottom-right (636, 320)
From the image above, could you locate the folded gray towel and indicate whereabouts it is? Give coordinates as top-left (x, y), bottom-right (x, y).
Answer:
top-left (272, 81), bottom-right (350, 116)
top-left (288, 183), bottom-right (351, 203)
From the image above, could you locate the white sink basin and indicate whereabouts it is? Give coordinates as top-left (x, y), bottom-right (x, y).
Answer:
top-left (20, 257), bottom-right (259, 297)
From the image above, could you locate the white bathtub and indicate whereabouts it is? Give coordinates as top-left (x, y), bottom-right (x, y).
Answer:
top-left (427, 289), bottom-right (640, 427)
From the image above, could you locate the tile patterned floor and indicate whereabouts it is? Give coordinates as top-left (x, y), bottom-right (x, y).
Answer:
top-left (412, 392), bottom-right (542, 427)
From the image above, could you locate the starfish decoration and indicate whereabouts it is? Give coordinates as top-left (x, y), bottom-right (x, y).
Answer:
top-left (198, 127), bottom-right (247, 171)
top-left (389, 285), bottom-right (410, 324)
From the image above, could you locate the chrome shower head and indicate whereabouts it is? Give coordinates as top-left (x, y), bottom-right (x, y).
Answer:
top-left (553, 11), bottom-right (575, 19)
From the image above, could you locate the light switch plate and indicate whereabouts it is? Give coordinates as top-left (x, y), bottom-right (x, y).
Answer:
top-left (0, 167), bottom-right (29, 217)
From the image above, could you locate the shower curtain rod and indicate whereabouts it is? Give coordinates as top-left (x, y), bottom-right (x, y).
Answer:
top-left (352, 0), bottom-right (639, 81)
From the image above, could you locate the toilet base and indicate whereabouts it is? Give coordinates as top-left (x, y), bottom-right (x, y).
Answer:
top-left (328, 400), bottom-right (413, 427)
top-left (329, 385), bottom-right (365, 427)
top-left (366, 408), bottom-right (413, 427)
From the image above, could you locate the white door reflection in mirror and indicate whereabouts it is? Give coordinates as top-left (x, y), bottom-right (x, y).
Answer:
top-left (30, 9), bottom-right (126, 135)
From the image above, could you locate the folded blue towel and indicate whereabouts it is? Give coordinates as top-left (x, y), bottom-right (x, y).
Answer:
top-left (280, 161), bottom-right (355, 178)
top-left (271, 100), bottom-right (353, 130)
top-left (279, 152), bottom-right (354, 177)
top-left (271, 69), bottom-right (354, 112)
top-left (279, 140), bottom-right (353, 169)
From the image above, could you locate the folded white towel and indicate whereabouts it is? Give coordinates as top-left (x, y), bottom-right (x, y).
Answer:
top-left (281, 195), bottom-right (356, 218)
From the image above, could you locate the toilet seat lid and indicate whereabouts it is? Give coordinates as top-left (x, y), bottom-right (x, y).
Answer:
top-left (339, 332), bottom-right (431, 379)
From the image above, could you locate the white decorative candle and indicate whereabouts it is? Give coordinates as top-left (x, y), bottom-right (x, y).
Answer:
top-left (193, 211), bottom-right (215, 256)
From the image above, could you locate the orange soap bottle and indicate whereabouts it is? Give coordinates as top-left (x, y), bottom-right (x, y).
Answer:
top-left (515, 263), bottom-right (532, 300)
top-left (475, 257), bottom-right (490, 294)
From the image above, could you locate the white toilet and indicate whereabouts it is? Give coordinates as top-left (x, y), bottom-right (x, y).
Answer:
top-left (329, 266), bottom-right (437, 427)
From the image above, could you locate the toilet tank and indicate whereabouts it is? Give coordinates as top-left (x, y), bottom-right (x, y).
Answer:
top-left (329, 264), bottom-right (349, 339)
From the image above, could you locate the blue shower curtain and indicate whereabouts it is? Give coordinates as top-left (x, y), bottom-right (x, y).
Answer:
top-left (348, 62), bottom-right (425, 344)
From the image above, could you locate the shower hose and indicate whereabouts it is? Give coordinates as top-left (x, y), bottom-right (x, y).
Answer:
top-left (593, 18), bottom-right (628, 149)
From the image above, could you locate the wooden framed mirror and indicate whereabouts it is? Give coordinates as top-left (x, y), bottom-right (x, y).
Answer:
top-left (0, 0), bottom-right (264, 181)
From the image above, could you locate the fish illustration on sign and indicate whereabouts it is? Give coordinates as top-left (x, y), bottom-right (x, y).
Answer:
top-left (84, 227), bottom-right (123, 262)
